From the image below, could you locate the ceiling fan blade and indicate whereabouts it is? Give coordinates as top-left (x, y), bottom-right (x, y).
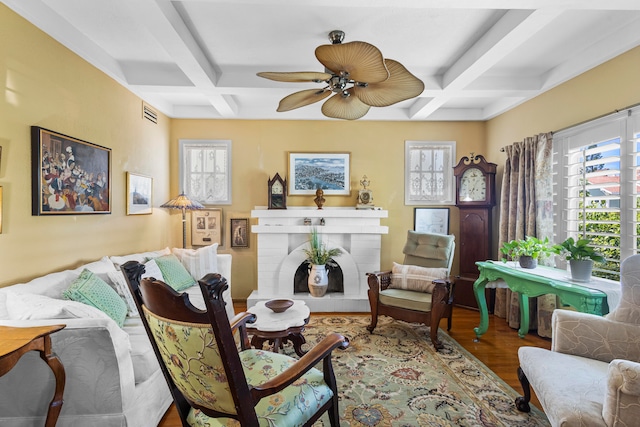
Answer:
top-left (257, 71), bottom-right (332, 83)
top-left (354, 59), bottom-right (424, 107)
top-left (321, 89), bottom-right (371, 120)
top-left (315, 41), bottom-right (389, 84)
top-left (277, 88), bottom-right (331, 112)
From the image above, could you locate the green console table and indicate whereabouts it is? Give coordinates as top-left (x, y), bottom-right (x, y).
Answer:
top-left (473, 260), bottom-right (620, 339)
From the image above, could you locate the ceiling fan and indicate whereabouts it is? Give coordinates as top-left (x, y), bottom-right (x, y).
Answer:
top-left (257, 30), bottom-right (425, 120)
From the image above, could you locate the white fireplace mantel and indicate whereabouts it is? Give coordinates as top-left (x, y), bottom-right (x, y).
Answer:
top-left (248, 207), bottom-right (388, 312)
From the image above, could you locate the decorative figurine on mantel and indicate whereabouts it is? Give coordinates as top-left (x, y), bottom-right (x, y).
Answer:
top-left (357, 175), bottom-right (374, 209)
top-left (314, 188), bottom-right (325, 209)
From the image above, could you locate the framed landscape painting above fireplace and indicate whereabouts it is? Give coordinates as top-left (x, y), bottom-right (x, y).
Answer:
top-left (288, 152), bottom-right (350, 195)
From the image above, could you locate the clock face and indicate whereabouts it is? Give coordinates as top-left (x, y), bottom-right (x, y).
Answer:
top-left (271, 180), bottom-right (283, 195)
top-left (460, 167), bottom-right (487, 201)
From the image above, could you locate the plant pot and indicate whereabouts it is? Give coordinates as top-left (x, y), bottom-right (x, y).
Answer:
top-left (569, 259), bottom-right (593, 282)
top-left (308, 264), bottom-right (328, 297)
top-left (519, 256), bottom-right (537, 269)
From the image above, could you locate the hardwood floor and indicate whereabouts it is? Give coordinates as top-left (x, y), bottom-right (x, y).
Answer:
top-left (158, 303), bottom-right (551, 426)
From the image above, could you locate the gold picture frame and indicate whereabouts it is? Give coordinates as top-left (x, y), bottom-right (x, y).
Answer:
top-left (191, 208), bottom-right (222, 247)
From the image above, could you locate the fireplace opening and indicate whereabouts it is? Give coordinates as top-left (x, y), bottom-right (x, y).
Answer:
top-left (293, 261), bottom-right (344, 294)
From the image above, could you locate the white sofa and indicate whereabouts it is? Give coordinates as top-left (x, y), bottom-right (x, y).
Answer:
top-left (0, 246), bottom-right (233, 427)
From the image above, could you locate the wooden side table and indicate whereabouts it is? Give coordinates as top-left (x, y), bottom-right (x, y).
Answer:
top-left (0, 325), bottom-right (66, 427)
top-left (247, 300), bottom-right (310, 356)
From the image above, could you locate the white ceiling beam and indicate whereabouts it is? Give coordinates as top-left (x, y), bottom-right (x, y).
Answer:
top-left (410, 8), bottom-right (564, 119)
top-left (182, 0), bottom-right (640, 11)
top-left (123, 0), bottom-right (237, 117)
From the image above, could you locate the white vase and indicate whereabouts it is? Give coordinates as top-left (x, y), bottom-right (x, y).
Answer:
top-left (308, 264), bottom-right (328, 297)
top-left (570, 259), bottom-right (593, 282)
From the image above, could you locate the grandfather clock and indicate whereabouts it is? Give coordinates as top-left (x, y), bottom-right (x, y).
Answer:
top-left (453, 153), bottom-right (497, 310)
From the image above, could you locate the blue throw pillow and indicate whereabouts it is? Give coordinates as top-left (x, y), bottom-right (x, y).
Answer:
top-left (63, 269), bottom-right (128, 327)
top-left (155, 254), bottom-right (197, 292)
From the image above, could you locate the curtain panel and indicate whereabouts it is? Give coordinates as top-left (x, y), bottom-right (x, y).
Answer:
top-left (495, 132), bottom-right (556, 337)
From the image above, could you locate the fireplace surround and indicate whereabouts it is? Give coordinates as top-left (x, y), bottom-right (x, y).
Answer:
top-left (249, 207), bottom-right (388, 312)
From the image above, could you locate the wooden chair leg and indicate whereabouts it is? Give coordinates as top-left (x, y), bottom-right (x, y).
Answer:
top-left (515, 366), bottom-right (532, 412)
top-left (327, 395), bottom-right (340, 427)
top-left (366, 289), bottom-right (379, 333)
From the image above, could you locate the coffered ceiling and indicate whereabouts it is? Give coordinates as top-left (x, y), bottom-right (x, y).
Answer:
top-left (4, 0), bottom-right (640, 121)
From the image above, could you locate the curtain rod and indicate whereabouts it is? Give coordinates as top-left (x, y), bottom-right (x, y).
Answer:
top-left (499, 101), bottom-right (640, 152)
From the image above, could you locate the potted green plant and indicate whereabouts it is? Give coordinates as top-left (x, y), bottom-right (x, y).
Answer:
top-left (554, 237), bottom-right (605, 282)
top-left (302, 228), bottom-right (342, 297)
top-left (500, 236), bottom-right (558, 269)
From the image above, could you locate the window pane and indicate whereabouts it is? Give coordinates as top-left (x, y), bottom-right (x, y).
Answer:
top-left (179, 140), bottom-right (232, 205)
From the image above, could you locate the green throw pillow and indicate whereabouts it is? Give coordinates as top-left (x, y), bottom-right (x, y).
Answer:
top-left (155, 254), bottom-right (196, 292)
top-left (63, 269), bottom-right (128, 327)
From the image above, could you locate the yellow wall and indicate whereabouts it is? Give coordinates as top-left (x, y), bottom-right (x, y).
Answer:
top-left (170, 120), bottom-right (486, 298)
top-left (0, 5), bottom-right (172, 286)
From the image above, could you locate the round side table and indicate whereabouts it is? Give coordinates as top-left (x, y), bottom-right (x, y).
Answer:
top-left (246, 300), bottom-right (310, 356)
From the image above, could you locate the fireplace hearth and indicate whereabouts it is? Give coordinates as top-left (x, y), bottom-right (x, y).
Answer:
top-left (249, 207), bottom-right (388, 312)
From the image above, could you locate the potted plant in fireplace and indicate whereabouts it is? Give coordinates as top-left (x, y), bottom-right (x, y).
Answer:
top-left (554, 237), bottom-right (605, 282)
top-left (303, 228), bottom-right (342, 297)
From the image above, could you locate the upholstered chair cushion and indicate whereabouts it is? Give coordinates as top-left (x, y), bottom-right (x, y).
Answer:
top-left (402, 231), bottom-right (454, 269)
top-left (144, 307), bottom-right (333, 426)
top-left (154, 254), bottom-right (197, 292)
top-left (63, 269), bottom-right (128, 326)
top-left (603, 359), bottom-right (640, 426)
top-left (388, 262), bottom-right (448, 293)
top-left (607, 254), bottom-right (640, 325)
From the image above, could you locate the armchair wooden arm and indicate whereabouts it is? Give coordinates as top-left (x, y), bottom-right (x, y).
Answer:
top-left (250, 333), bottom-right (349, 400)
top-left (229, 312), bottom-right (257, 351)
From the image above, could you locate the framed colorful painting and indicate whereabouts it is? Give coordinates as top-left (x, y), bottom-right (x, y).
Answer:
top-left (31, 127), bottom-right (111, 215)
top-left (288, 152), bottom-right (350, 195)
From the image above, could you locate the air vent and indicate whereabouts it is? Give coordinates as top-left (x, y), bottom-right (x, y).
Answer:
top-left (142, 103), bottom-right (158, 124)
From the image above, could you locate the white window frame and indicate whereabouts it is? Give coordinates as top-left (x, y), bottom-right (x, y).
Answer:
top-left (553, 109), bottom-right (639, 278)
top-left (179, 139), bottom-right (232, 205)
top-left (404, 140), bottom-right (456, 205)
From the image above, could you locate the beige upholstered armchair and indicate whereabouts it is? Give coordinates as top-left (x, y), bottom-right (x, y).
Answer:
top-left (516, 254), bottom-right (640, 426)
top-left (366, 231), bottom-right (455, 350)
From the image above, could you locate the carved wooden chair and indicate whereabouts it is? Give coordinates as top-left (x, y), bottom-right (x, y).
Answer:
top-left (515, 254), bottom-right (640, 426)
top-left (366, 231), bottom-right (456, 350)
top-left (122, 261), bottom-right (349, 427)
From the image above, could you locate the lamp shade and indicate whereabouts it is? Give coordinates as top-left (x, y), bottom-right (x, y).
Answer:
top-left (160, 193), bottom-right (204, 210)
top-left (161, 193), bottom-right (204, 248)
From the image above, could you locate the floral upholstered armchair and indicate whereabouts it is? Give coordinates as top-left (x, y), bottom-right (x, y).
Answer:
top-left (366, 231), bottom-right (455, 350)
top-left (125, 261), bottom-right (349, 427)
top-left (516, 254), bottom-right (640, 426)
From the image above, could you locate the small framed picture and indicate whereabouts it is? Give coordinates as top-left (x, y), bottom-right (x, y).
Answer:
top-left (230, 218), bottom-right (249, 248)
top-left (414, 207), bottom-right (450, 234)
top-left (126, 172), bottom-right (153, 215)
top-left (192, 208), bottom-right (222, 247)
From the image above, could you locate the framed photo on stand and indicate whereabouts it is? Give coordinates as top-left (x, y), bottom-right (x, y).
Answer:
top-left (191, 208), bottom-right (222, 247)
top-left (230, 218), bottom-right (249, 248)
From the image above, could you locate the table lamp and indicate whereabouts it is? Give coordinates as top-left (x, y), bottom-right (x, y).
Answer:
top-left (160, 193), bottom-right (204, 248)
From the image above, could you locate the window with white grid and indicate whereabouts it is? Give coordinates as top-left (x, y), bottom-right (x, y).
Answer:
top-left (554, 109), bottom-right (639, 280)
top-left (179, 140), bottom-right (232, 205)
top-left (404, 140), bottom-right (456, 205)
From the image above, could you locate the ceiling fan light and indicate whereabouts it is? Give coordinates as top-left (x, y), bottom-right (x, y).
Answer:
top-left (315, 41), bottom-right (389, 84)
top-left (354, 59), bottom-right (424, 107)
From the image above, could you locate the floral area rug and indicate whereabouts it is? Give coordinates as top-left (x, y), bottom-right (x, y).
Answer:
top-left (286, 315), bottom-right (550, 427)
